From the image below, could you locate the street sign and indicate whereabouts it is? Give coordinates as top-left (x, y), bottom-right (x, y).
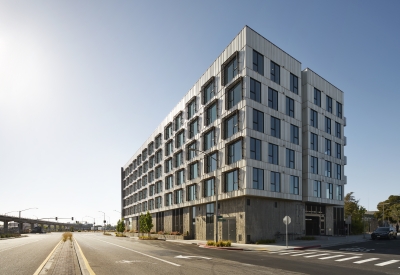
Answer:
top-left (283, 216), bottom-right (291, 225)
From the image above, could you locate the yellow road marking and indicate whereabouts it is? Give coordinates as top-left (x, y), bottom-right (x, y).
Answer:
top-left (75, 239), bottom-right (96, 275)
top-left (32, 240), bottom-right (62, 275)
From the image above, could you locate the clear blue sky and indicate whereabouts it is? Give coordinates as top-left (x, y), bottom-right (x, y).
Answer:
top-left (1, 0), bottom-right (399, 224)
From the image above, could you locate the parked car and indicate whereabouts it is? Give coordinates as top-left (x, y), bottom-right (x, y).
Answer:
top-left (371, 226), bottom-right (397, 240)
top-left (31, 226), bottom-right (45, 234)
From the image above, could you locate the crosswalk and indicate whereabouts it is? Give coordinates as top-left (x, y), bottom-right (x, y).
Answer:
top-left (269, 250), bottom-right (400, 268)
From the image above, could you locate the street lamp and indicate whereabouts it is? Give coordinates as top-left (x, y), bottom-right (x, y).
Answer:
top-left (189, 148), bottom-right (219, 242)
top-left (379, 202), bottom-right (390, 226)
top-left (18, 208), bottom-right (38, 218)
top-left (99, 211), bottom-right (106, 234)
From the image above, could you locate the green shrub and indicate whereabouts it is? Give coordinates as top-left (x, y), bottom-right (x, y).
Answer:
top-left (207, 240), bottom-right (231, 247)
top-left (139, 236), bottom-right (158, 240)
top-left (115, 232), bottom-right (126, 237)
top-left (207, 240), bottom-right (215, 246)
top-left (255, 239), bottom-right (276, 244)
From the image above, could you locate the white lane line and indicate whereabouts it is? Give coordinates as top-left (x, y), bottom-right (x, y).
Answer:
top-left (304, 253), bottom-right (330, 258)
top-left (354, 258), bottom-right (379, 264)
top-left (319, 255), bottom-right (344, 260)
top-left (291, 252), bottom-right (317, 257)
top-left (278, 252), bottom-right (302, 255)
top-left (0, 240), bottom-right (39, 253)
top-left (94, 239), bottom-right (180, 267)
top-left (375, 260), bottom-right (400, 266)
top-left (335, 256), bottom-right (361, 262)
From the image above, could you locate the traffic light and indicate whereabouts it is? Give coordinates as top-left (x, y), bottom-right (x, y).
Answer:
top-left (72, 217), bottom-right (74, 221)
top-left (55, 217), bottom-right (58, 221)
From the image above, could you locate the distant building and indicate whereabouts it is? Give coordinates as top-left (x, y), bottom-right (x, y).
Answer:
top-left (120, 26), bottom-right (347, 243)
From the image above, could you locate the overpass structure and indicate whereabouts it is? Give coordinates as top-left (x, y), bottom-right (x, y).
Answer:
top-left (0, 214), bottom-right (74, 233)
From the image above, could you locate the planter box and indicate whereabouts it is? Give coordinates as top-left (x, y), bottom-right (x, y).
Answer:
top-left (124, 232), bottom-right (192, 240)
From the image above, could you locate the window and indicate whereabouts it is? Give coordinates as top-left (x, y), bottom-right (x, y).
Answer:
top-left (205, 152), bottom-right (218, 173)
top-left (155, 149), bottom-right (162, 164)
top-left (155, 165), bottom-right (162, 179)
top-left (271, 116), bottom-right (281, 138)
top-left (204, 178), bottom-right (215, 197)
top-left (268, 88), bottom-right (278, 110)
top-left (137, 155), bottom-right (142, 165)
top-left (143, 162), bottom-right (148, 173)
top-left (165, 193), bottom-right (173, 206)
top-left (187, 184), bottom-right (196, 201)
top-left (227, 139), bottom-right (242, 164)
top-left (148, 142), bottom-right (154, 155)
top-left (176, 169), bottom-right (185, 185)
top-left (189, 118), bottom-right (199, 138)
top-left (155, 196), bottom-right (162, 208)
top-left (270, 61), bottom-right (280, 84)
top-left (290, 176), bottom-right (299, 195)
top-left (165, 141), bottom-right (173, 156)
top-left (149, 171), bottom-right (154, 183)
top-left (149, 199), bottom-right (154, 210)
top-left (310, 133), bottom-right (318, 151)
top-left (206, 101), bottom-right (217, 125)
top-left (336, 164), bottom-right (341, 180)
top-left (268, 143), bottom-right (279, 165)
top-left (142, 149), bottom-right (147, 160)
top-left (286, 149), bottom-right (295, 169)
top-left (174, 113), bottom-right (182, 131)
top-left (335, 122), bottom-right (341, 138)
top-left (175, 189), bottom-right (183, 204)
top-left (310, 109), bottom-right (318, 128)
top-left (149, 184), bottom-right (155, 196)
top-left (176, 130), bottom-right (184, 148)
top-left (325, 139), bottom-right (331, 156)
top-left (155, 181), bottom-right (162, 193)
top-left (325, 161), bottom-right (332, 177)
top-left (189, 162), bottom-right (199, 180)
top-left (203, 79), bottom-right (215, 105)
top-left (224, 55), bottom-right (238, 85)
top-left (142, 175), bottom-right (147, 186)
top-left (325, 117), bottom-right (331, 134)
top-left (253, 109), bottom-right (264, 132)
top-left (335, 143), bottom-right (341, 159)
top-left (224, 112), bottom-right (238, 139)
top-left (313, 181), bottom-right (321, 197)
top-left (165, 175), bottom-right (173, 190)
top-left (225, 169), bottom-right (238, 192)
top-left (314, 88), bottom-right (321, 107)
top-left (336, 102), bottom-right (342, 118)
top-left (206, 203), bottom-right (214, 224)
top-left (290, 73), bottom-right (298, 95)
top-left (138, 166), bottom-right (142, 177)
top-left (326, 183), bottom-right (333, 199)
top-left (174, 150), bottom-right (183, 167)
top-left (253, 50), bottom-right (264, 75)
top-left (165, 124), bottom-right (173, 140)
top-left (311, 156), bottom-right (318, 174)
top-left (336, 185), bottom-right (343, 201)
top-left (227, 81), bottom-right (242, 109)
top-left (155, 134), bottom-right (162, 149)
top-left (290, 124), bottom-right (299, 145)
top-left (270, 171), bottom-right (280, 192)
top-left (187, 142), bottom-right (196, 161)
top-left (253, 168), bottom-right (264, 190)
top-left (250, 78), bottom-right (261, 103)
top-left (165, 158), bottom-right (172, 173)
top-left (286, 97), bottom-right (295, 118)
top-left (250, 138), bottom-right (261, 161)
top-left (203, 128), bottom-right (215, 151)
top-left (326, 96), bottom-right (332, 113)
top-left (188, 99), bottom-right (196, 119)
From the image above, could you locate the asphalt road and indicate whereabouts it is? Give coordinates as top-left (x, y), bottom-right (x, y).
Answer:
top-left (75, 233), bottom-right (400, 275)
top-left (0, 232), bottom-right (61, 275)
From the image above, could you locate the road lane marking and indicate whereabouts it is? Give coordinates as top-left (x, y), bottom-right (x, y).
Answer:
top-left (32, 240), bottom-right (62, 275)
top-left (375, 260), bottom-right (400, 266)
top-left (0, 240), bottom-right (39, 253)
top-left (318, 255), bottom-right (344, 260)
top-left (304, 253), bottom-right (329, 258)
top-left (335, 256), bottom-right (361, 262)
top-left (291, 252), bottom-right (316, 257)
top-left (95, 239), bottom-right (181, 267)
top-left (175, 255), bottom-right (211, 260)
top-left (278, 252), bottom-right (301, 255)
top-left (354, 258), bottom-right (379, 264)
top-left (74, 239), bottom-right (96, 275)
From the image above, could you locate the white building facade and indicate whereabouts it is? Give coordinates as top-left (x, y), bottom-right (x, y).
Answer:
top-left (121, 26), bottom-right (347, 243)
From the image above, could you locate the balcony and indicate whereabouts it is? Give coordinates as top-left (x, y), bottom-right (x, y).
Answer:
top-left (344, 156), bottom-right (347, 165)
top-left (344, 175), bottom-right (347, 184)
top-left (344, 136), bottom-right (347, 146)
top-left (344, 116), bottom-right (347, 126)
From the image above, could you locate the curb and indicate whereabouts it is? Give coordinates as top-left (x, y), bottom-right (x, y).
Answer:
top-left (199, 245), bottom-right (244, 251)
top-left (293, 245), bottom-right (321, 250)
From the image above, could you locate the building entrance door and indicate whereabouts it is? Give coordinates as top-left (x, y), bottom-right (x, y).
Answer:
top-left (305, 216), bottom-right (320, 235)
top-left (191, 207), bottom-right (196, 239)
top-left (222, 218), bottom-right (236, 242)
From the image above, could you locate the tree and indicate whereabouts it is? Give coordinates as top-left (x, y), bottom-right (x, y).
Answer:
top-left (139, 211), bottom-right (153, 237)
top-left (390, 204), bottom-right (400, 225)
top-left (344, 192), bottom-right (366, 234)
top-left (375, 195), bottom-right (400, 225)
top-left (116, 219), bottom-right (125, 233)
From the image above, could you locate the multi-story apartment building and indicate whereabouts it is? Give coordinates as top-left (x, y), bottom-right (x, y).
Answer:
top-left (120, 26), bottom-right (347, 243)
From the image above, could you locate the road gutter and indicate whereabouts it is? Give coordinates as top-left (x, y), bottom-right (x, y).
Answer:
top-left (74, 239), bottom-right (96, 275)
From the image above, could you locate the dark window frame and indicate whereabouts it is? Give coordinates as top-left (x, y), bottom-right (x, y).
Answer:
top-left (226, 137), bottom-right (243, 165)
top-left (225, 77), bottom-right (243, 110)
top-left (221, 51), bottom-right (239, 86)
top-left (270, 61), bottom-right (280, 84)
top-left (252, 50), bottom-right (264, 75)
top-left (222, 110), bottom-right (239, 139)
top-left (250, 78), bottom-right (261, 103)
top-left (201, 76), bottom-right (215, 105)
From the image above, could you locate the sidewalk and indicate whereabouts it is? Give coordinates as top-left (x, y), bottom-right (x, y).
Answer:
top-left (166, 234), bottom-right (372, 252)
